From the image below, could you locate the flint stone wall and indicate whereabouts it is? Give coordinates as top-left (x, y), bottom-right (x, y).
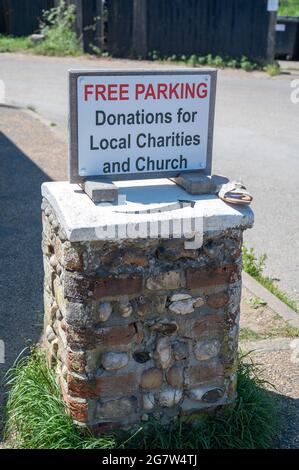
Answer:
top-left (41, 187), bottom-right (252, 433)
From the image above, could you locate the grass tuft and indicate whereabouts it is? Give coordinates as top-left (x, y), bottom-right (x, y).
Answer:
top-left (265, 62), bottom-right (281, 77)
top-left (34, 0), bottom-right (82, 56)
top-left (4, 349), bottom-right (115, 449)
top-left (239, 328), bottom-right (263, 341)
top-left (0, 35), bottom-right (32, 53)
top-left (4, 349), bottom-right (279, 449)
top-left (242, 246), bottom-right (299, 314)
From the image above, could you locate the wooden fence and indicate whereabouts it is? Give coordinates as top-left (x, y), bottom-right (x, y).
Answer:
top-left (0, 0), bottom-right (103, 53)
top-left (0, 0), bottom-right (276, 61)
top-left (0, 0), bottom-right (53, 36)
top-left (107, 0), bottom-right (276, 62)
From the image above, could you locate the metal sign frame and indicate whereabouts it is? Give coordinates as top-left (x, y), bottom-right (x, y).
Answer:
top-left (68, 68), bottom-right (217, 184)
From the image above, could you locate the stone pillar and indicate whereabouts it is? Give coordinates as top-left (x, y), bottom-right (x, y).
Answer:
top-left (41, 181), bottom-right (253, 433)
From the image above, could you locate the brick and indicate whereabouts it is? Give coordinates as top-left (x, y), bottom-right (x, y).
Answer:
top-left (186, 264), bottom-right (237, 289)
top-left (67, 373), bottom-right (97, 398)
top-left (67, 397), bottom-right (89, 423)
top-left (95, 323), bottom-right (137, 347)
top-left (122, 249), bottom-right (149, 267)
top-left (94, 275), bottom-right (143, 298)
top-left (192, 315), bottom-right (225, 339)
top-left (185, 362), bottom-right (224, 388)
top-left (207, 292), bottom-right (229, 309)
top-left (146, 271), bottom-right (182, 291)
top-left (96, 373), bottom-right (137, 397)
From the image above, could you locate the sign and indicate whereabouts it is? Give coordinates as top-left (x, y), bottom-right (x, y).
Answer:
top-left (276, 24), bottom-right (286, 32)
top-left (267, 0), bottom-right (279, 12)
top-left (69, 69), bottom-right (217, 183)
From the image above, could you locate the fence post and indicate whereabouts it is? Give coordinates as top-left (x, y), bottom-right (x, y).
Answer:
top-left (132, 0), bottom-right (147, 58)
top-left (267, 10), bottom-right (277, 62)
top-left (68, 0), bottom-right (103, 54)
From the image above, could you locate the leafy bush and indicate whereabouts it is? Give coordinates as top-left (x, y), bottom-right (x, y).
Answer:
top-left (279, 0), bottom-right (299, 16)
top-left (265, 62), bottom-right (281, 77)
top-left (34, 0), bottom-right (82, 56)
top-left (147, 51), bottom-right (263, 72)
top-left (4, 349), bottom-right (279, 449)
top-left (240, 56), bottom-right (258, 72)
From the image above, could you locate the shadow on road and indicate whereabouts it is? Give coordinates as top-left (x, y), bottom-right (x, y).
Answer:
top-left (0, 131), bottom-right (52, 436)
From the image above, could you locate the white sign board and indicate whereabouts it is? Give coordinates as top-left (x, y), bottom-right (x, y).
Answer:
top-left (276, 24), bottom-right (286, 32)
top-left (69, 70), bottom-right (217, 183)
top-left (267, 0), bottom-right (279, 12)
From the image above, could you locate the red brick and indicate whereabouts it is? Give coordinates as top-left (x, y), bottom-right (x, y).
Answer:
top-left (122, 249), bottom-right (149, 267)
top-left (185, 362), bottom-right (224, 388)
top-left (95, 373), bottom-right (137, 397)
top-left (192, 315), bottom-right (225, 339)
top-left (207, 292), bottom-right (229, 309)
top-left (67, 397), bottom-right (89, 423)
top-left (186, 264), bottom-right (237, 289)
top-left (94, 275), bottom-right (143, 298)
top-left (96, 323), bottom-right (137, 347)
top-left (67, 373), bottom-right (97, 398)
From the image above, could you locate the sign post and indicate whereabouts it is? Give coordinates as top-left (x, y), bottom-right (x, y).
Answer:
top-left (69, 69), bottom-right (217, 199)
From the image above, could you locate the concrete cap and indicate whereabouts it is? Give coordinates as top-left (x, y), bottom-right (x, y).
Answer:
top-left (41, 180), bottom-right (254, 242)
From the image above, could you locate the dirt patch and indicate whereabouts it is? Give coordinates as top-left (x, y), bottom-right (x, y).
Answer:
top-left (240, 286), bottom-right (299, 340)
top-left (244, 349), bottom-right (299, 449)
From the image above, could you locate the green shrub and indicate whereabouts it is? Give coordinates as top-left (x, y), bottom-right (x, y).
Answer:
top-left (226, 59), bottom-right (238, 69)
top-left (188, 54), bottom-right (198, 67)
top-left (34, 0), bottom-right (82, 56)
top-left (265, 62), bottom-right (281, 77)
top-left (4, 349), bottom-right (279, 449)
top-left (213, 55), bottom-right (225, 68)
top-left (240, 56), bottom-right (257, 72)
top-left (279, 0), bottom-right (299, 16)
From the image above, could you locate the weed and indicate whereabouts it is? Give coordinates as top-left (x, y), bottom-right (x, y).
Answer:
top-left (247, 296), bottom-right (268, 309)
top-left (242, 245), bottom-right (299, 314)
top-left (34, 0), bottom-right (82, 56)
top-left (4, 349), bottom-right (279, 449)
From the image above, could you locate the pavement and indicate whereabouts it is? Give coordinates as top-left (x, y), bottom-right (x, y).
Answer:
top-left (0, 105), bottom-right (67, 434)
top-left (0, 53), bottom-right (298, 304)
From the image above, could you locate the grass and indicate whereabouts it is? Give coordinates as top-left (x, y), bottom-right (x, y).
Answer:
top-left (265, 62), bottom-right (281, 77)
top-left (279, 0), bottom-right (299, 16)
top-left (247, 296), bottom-right (268, 309)
top-left (4, 348), bottom-right (279, 449)
top-left (148, 51), bottom-right (280, 76)
top-left (242, 246), bottom-right (299, 314)
top-left (0, 2), bottom-right (82, 57)
top-left (0, 36), bottom-right (279, 77)
top-left (0, 35), bottom-right (32, 53)
top-left (240, 325), bottom-right (299, 341)
top-left (32, 0), bottom-right (82, 56)
top-left (239, 328), bottom-right (263, 341)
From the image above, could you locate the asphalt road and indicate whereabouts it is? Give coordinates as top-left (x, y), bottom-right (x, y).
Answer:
top-left (0, 52), bottom-right (298, 304)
